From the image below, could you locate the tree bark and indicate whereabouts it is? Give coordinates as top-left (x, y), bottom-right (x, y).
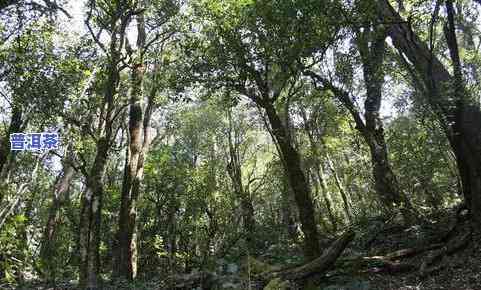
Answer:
top-left (280, 172), bottom-right (299, 242)
top-left (115, 8), bottom-right (148, 280)
top-left (444, 0), bottom-right (481, 225)
top-left (262, 229), bottom-right (354, 282)
top-left (79, 138), bottom-right (110, 290)
top-left (79, 60), bottom-right (119, 289)
top-left (317, 165), bottom-right (338, 230)
top-left (78, 1), bottom-right (132, 286)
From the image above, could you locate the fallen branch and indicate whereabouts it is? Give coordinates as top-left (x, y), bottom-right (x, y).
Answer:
top-left (261, 229), bottom-right (355, 282)
top-left (364, 242), bottom-right (444, 261)
top-left (338, 242), bottom-right (444, 276)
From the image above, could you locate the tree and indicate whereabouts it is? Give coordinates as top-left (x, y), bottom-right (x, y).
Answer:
top-left (378, 0), bottom-right (481, 227)
top-left (114, 2), bottom-right (150, 281)
top-left (39, 149), bottom-right (76, 283)
top-left (183, 0), bottom-right (340, 260)
top-left (299, 0), bottom-right (419, 223)
top-left (225, 105), bottom-right (257, 252)
top-left (77, 0), bottom-right (137, 287)
top-left (114, 0), bottom-right (179, 280)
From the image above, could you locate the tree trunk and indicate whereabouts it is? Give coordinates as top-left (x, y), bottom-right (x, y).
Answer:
top-left (325, 153), bottom-right (352, 223)
top-left (263, 101), bottom-right (320, 260)
top-left (305, 71), bottom-right (415, 222)
top-left (226, 108), bottom-right (256, 252)
top-left (281, 173), bottom-right (299, 242)
top-left (378, 0), bottom-right (481, 226)
top-left (0, 103), bottom-right (22, 183)
top-left (317, 166), bottom-right (337, 230)
top-left (79, 58), bottom-right (119, 289)
top-left (300, 109), bottom-right (338, 230)
top-left (115, 9), bottom-right (148, 280)
top-left (261, 229), bottom-right (355, 283)
top-left (77, 2), bottom-right (132, 284)
top-left (366, 131), bottom-right (415, 220)
top-left (355, 20), bottom-right (415, 222)
top-left (79, 138), bottom-right (109, 290)
top-left (444, 0), bottom-right (481, 226)
top-left (39, 151), bottom-right (75, 283)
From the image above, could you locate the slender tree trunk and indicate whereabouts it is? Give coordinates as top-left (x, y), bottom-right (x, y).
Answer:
top-left (77, 2), bottom-right (133, 284)
top-left (39, 151), bottom-right (75, 283)
top-left (17, 197), bottom-right (33, 283)
top-left (317, 165), bottom-right (338, 230)
top-left (79, 59), bottom-right (119, 289)
top-left (300, 108), bottom-right (338, 229)
top-left (343, 153), bottom-right (361, 199)
top-left (379, 0), bottom-right (481, 226)
top-left (310, 170), bottom-right (328, 231)
top-left (325, 153), bottom-right (352, 223)
top-left (263, 101), bottom-right (320, 260)
top-left (226, 109), bottom-right (256, 251)
top-left (355, 20), bottom-right (415, 222)
top-left (305, 71), bottom-right (415, 222)
top-left (366, 131), bottom-right (415, 220)
top-left (167, 197), bottom-right (177, 275)
top-left (115, 9), bottom-right (148, 280)
top-left (14, 157), bottom-right (42, 282)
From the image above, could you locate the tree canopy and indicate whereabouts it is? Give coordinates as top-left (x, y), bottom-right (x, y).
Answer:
top-left (1, 0), bottom-right (481, 289)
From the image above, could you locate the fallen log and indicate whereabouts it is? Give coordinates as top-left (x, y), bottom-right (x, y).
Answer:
top-left (162, 271), bottom-right (216, 289)
top-left (261, 229), bottom-right (355, 282)
top-left (337, 242), bottom-right (444, 276)
top-left (420, 230), bottom-right (471, 277)
top-left (363, 242), bottom-right (445, 261)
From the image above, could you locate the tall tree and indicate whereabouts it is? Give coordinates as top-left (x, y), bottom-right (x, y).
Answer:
top-left (78, 1), bottom-right (135, 287)
top-left (303, 1), bottom-right (417, 222)
top-left (183, 0), bottom-right (342, 259)
top-left (115, 4), bottom-right (148, 280)
top-left (378, 0), bottom-right (481, 227)
top-left (115, 0), bottom-right (178, 279)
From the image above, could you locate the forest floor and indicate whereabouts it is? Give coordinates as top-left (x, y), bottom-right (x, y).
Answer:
top-left (9, 209), bottom-right (481, 290)
top-left (315, 209), bottom-right (481, 290)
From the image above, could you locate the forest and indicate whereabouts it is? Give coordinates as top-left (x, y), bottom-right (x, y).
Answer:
top-left (1, 0), bottom-right (481, 289)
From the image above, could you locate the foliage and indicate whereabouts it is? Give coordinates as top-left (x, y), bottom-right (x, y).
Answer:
top-left (1, 0), bottom-right (480, 289)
